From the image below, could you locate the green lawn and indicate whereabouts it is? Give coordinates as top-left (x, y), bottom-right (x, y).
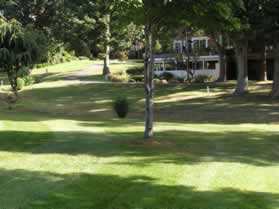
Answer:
top-left (0, 61), bottom-right (278, 209)
top-left (32, 59), bottom-right (143, 82)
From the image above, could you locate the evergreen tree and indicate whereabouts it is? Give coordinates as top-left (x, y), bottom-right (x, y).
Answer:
top-left (0, 16), bottom-right (39, 94)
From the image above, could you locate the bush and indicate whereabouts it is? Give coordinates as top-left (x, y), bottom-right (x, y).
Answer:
top-left (153, 78), bottom-right (161, 84)
top-left (62, 51), bottom-right (77, 62)
top-left (23, 75), bottom-right (35, 86)
top-left (16, 78), bottom-right (25, 90)
top-left (111, 51), bottom-right (128, 61)
top-left (113, 97), bottom-right (129, 118)
top-left (47, 41), bottom-right (78, 65)
top-left (131, 75), bottom-right (144, 82)
top-left (160, 72), bottom-right (174, 81)
top-left (126, 67), bottom-right (144, 76)
top-left (128, 79), bottom-right (137, 83)
top-left (194, 75), bottom-right (214, 83)
top-left (108, 72), bottom-right (129, 82)
top-left (18, 67), bottom-right (31, 77)
top-left (35, 63), bottom-right (50, 69)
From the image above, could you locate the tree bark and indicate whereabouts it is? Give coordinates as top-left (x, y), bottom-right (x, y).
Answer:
top-left (217, 48), bottom-right (227, 82)
top-left (233, 40), bottom-right (249, 96)
top-left (7, 70), bottom-right (18, 96)
top-left (210, 34), bottom-right (227, 82)
top-left (272, 43), bottom-right (279, 98)
top-left (103, 14), bottom-right (111, 78)
top-left (144, 22), bottom-right (156, 139)
top-left (259, 45), bottom-right (268, 81)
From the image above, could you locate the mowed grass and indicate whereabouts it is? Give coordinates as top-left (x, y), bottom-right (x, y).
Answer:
top-left (32, 59), bottom-right (144, 82)
top-left (0, 61), bottom-right (278, 209)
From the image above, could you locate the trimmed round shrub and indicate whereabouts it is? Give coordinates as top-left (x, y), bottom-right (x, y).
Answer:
top-left (113, 97), bottom-right (129, 118)
top-left (16, 78), bottom-right (25, 90)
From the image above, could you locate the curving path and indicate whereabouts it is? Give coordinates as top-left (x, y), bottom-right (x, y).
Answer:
top-left (64, 64), bottom-right (103, 83)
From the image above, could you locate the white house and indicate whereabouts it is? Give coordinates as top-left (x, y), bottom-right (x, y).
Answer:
top-left (154, 36), bottom-right (221, 80)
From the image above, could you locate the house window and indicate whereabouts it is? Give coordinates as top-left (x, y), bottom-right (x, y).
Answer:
top-left (200, 40), bottom-right (207, 49)
top-left (175, 42), bottom-right (182, 53)
top-left (190, 61), bottom-right (203, 70)
top-left (192, 38), bottom-right (208, 50)
top-left (205, 61), bottom-right (217, 70)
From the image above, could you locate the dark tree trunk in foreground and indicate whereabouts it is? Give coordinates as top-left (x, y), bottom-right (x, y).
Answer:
top-left (217, 48), bottom-right (227, 82)
top-left (7, 70), bottom-right (18, 96)
top-left (210, 34), bottom-right (227, 82)
top-left (233, 41), bottom-right (249, 96)
top-left (103, 14), bottom-right (111, 78)
top-left (272, 43), bottom-right (279, 98)
top-left (259, 45), bottom-right (268, 81)
top-left (144, 22), bottom-right (157, 139)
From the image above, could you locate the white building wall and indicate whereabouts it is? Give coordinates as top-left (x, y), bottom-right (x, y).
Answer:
top-left (154, 62), bottom-right (220, 80)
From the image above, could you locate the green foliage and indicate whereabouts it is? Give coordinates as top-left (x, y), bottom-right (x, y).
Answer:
top-left (17, 66), bottom-right (34, 86)
top-left (23, 75), bottom-right (35, 86)
top-left (160, 72), bottom-right (175, 81)
top-left (0, 16), bottom-right (39, 91)
top-left (98, 53), bottom-right (106, 60)
top-left (128, 78), bottom-right (136, 83)
top-left (194, 75), bottom-right (214, 83)
top-left (153, 78), bottom-right (161, 83)
top-left (111, 51), bottom-right (128, 61)
top-left (16, 77), bottom-right (25, 90)
top-left (17, 67), bottom-right (31, 77)
top-left (154, 40), bottom-right (162, 53)
top-left (108, 72), bottom-right (129, 83)
top-left (35, 63), bottom-right (50, 69)
top-left (177, 77), bottom-right (185, 83)
top-left (113, 96), bottom-right (129, 118)
top-left (126, 67), bottom-right (144, 76)
top-left (131, 75), bottom-right (144, 82)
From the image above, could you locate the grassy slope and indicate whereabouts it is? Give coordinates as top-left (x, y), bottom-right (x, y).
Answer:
top-left (32, 59), bottom-right (144, 82)
top-left (0, 61), bottom-right (278, 209)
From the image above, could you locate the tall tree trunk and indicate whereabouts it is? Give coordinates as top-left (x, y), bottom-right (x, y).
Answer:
top-left (103, 14), bottom-right (111, 78)
top-left (144, 23), bottom-right (156, 139)
top-left (7, 70), bottom-right (18, 96)
top-left (259, 44), bottom-right (268, 81)
top-left (272, 42), bottom-right (279, 98)
top-left (210, 34), bottom-right (227, 82)
top-left (217, 48), bottom-right (227, 82)
top-left (233, 40), bottom-right (248, 96)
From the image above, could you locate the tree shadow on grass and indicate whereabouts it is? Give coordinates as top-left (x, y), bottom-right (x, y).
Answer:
top-left (0, 168), bottom-right (278, 209)
top-left (0, 128), bottom-right (278, 166)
